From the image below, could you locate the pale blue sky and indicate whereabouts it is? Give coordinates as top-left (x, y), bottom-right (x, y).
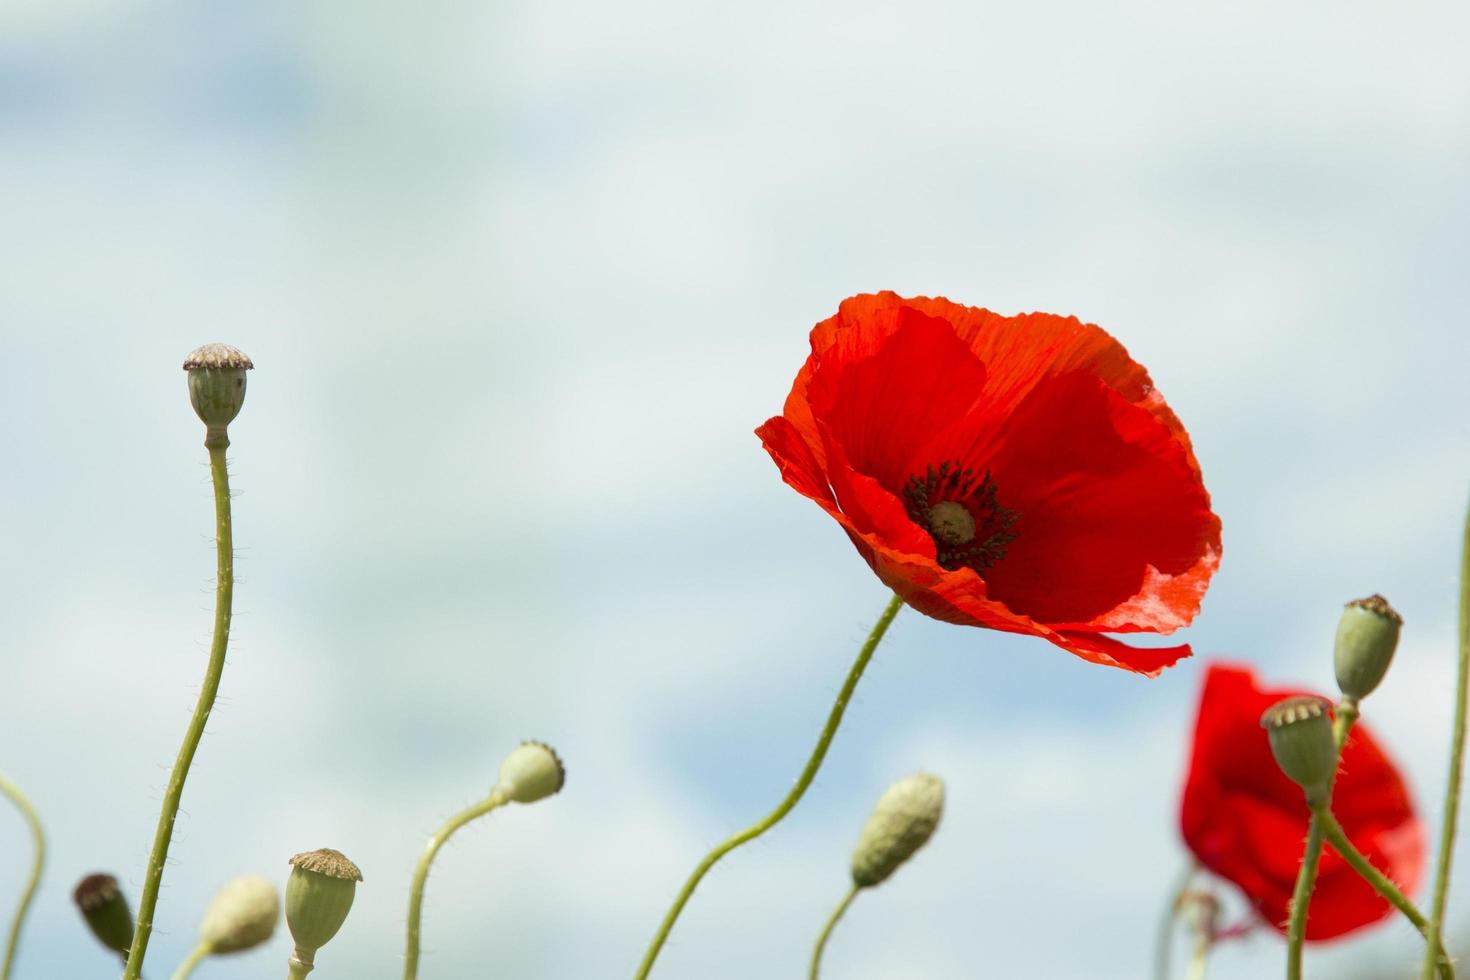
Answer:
top-left (2, 1), bottom-right (1469, 977)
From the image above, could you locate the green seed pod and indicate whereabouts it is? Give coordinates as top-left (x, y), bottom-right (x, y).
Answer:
top-left (497, 741), bottom-right (566, 804)
top-left (285, 848), bottom-right (362, 957)
top-left (1261, 696), bottom-right (1337, 806)
top-left (183, 343), bottom-right (253, 431)
top-left (850, 772), bottom-right (945, 888)
top-left (72, 873), bottom-right (134, 959)
top-left (198, 874), bottom-right (279, 954)
top-left (1334, 594), bottom-right (1403, 702)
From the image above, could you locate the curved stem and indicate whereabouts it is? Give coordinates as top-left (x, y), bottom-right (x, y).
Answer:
top-left (1285, 701), bottom-right (1359, 979)
top-left (124, 439), bottom-right (236, 980)
top-left (0, 773), bottom-right (45, 980)
top-left (1315, 808), bottom-right (1453, 978)
top-left (1424, 498), bottom-right (1470, 979)
top-left (809, 884), bottom-right (859, 980)
top-left (1153, 862), bottom-right (1196, 980)
top-left (634, 593), bottom-right (905, 980)
top-left (404, 791), bottom-right (508, 979)
top-left (170, 941), bottom-right (212, 980)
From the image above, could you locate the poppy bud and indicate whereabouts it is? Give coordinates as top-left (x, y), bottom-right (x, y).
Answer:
top-left (72, 873), bottom-right (134, 959)
top-left (182, 343), bottom-right (253, 434)
top-left (850, 772), bottom-right (945, 888)
top-left (496, 740), bottom-right (566, 804)
top-left (285, 848), bottom-right (362, 970)
top-left (198, 874), bottom-right (279, 954)
top-left (1334, 594), bottom-right (1403, 702)
top-left (1261, 696), bottom-right (1337, 806)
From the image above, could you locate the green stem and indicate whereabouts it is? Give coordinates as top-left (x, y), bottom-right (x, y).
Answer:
top-left (809, 884), bottom-right (859, 980)
top-left (288, 948), bottom-right (314, 979)
top-left (0, 773), bottom-right (44, 980)
top-left (403, 791), bottom-right (509, 980)
top-left (1183, 934), bottom-right (1209, 980)
top-left (1285, 700), bottom-right (1359, 979)
top-left (170, 941), bottom-right (212, 980)
top-left (634, 593), bottom-right (905, 980)
top-left (1285, 816), bottom-right (1324, 980)
top-left (1315, 808), bottom-right (1453, 978)
top-left (1424, 497), bottom-right (1470, 980)
top-left (124, 438), bottom-right (236, 980)
top-left (1153, 862), bottom-right (1196, 980)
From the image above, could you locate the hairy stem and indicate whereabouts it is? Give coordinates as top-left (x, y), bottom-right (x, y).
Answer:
top-left (634, 593), bottom-right (905, 979)
top-left (1285, 816), bottom-right (1324, 980)
top-left (1424, 497), bottom-right (1470, 979)
top-left (809, 884), bottom-right (859, 980)
top-left (1315, 809), bottom-right (1452, 978)
top-left (0, 773), bottom-right (44, 980)
top-left (124, 439), bottom-right (236, 979)
top-left (1285, 699), bottom-right (1359, 979)
top-left (403, 791), bottom-right (508, 979)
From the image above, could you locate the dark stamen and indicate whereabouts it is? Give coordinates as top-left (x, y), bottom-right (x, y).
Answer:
top-left (901, 460), bottom-right (1019, 573)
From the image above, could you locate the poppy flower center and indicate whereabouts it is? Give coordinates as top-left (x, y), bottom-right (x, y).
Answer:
top-left (901, 461), bottom-right (1019, 573)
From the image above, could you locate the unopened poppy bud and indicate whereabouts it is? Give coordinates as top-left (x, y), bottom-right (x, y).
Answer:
top-left (73, 873), bottom-right (134, 958)
top-left (285, 848), bottom-right (361, 965)
top-left (1334, 594), bottom-right (1403, 702)
top-left (198, 874), bottom-right (279, 954)
top-left (1261, 696), bottom-right (1337, 806)
top-left (850, 772), bottom-right (945, 888)
top-left (496, 741), bottom-right (566, 804)
top-left (183, 343), bottom-right (253, 432)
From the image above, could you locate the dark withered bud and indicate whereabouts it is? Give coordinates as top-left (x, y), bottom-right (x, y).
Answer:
top-left (1334, 594), bottom-right (1403, 702)
top-left (1261, 696), bottom-right (1337, 806)
top-left (73, 873), bottom-right (134, 959)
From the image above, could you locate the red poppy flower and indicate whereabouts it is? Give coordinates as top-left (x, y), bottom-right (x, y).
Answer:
top-left (1179, 663), bottom-right (1424, 940)
top-left (756, 292), bottom-right (1221, 675)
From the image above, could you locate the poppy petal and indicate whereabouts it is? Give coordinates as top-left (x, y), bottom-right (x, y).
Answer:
top-left (761, 292), bottom-right (1221, 674)
top-left (971, 371), bottom-right (1219, 628)
top-left (1179, 664), bottom-right (1423, 941)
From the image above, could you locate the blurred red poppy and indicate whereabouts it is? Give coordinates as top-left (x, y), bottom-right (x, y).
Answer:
top-left (1179, 663), bottom-right (1424, 940)
top-left (756, 292), bottom-right (1220, 674)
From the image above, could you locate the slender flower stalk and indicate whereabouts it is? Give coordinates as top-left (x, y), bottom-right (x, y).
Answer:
top-left (0, 772), bottom-right (44, 980)
top-left (403, 791), bottom-right (508, 979)
top-left (1424, 498), bottom-right (1470, 979)
top-left (635, 594), bottom-right (905, 979)
top-left (809, 884), bottom-right (858, 980)
top-left (125, 345), bottom-right (252, 980)
top-left (1283, 698), bottom-right (1358, 979)
top-left (1153, 864), bottom-right (1196, 980)
top-left (1183, 936), bottom-right (1209, 980)
top-left (403, 742), bottom-right (564, 979)
top-left (171, 942), bottom-right (211, 980)
top-left (1312, 809), bottom-right (1452, 978)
